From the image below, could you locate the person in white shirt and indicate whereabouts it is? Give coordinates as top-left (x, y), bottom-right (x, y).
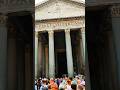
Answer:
top-left (65, 79), bottom-right (72, 90)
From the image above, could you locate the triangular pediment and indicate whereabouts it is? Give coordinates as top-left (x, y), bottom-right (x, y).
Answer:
top-left (35, 0), bottom-right (85, 20)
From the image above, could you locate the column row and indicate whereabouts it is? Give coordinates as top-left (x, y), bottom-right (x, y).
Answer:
top-left (35, 28), bottom-right (85, 78)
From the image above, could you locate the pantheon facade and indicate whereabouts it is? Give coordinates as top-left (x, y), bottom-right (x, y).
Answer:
top-left (35, 0), bottom-right (85, 78)
top-left (0, 0), bottom-right (34, 90)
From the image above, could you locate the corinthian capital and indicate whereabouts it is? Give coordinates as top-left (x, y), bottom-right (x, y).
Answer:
top-left (35, 31), bottom-right (39, 38)
top-left (8, 23), bottom-right (16, 38)
top-left (65, 29), bottom-right (70, 33)
top-left (81, 27), bottom-right (85, 32)
top-left (48, 30), bottom-right (54, 37)
top-left (0, 15), bottom-right (7, 24)
top-left (111, 5), bottom-right (120, 17)
top-left (48, 30), bottom-right (54, 34)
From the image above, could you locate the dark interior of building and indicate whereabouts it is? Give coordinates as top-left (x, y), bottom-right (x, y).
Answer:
top-left (54, 31), bottom-right (67, 77)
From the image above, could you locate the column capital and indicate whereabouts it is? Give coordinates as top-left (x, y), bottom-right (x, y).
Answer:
top-left (48, 30), bottom-right (54, 35)
top-left (65, 29), bottom-right (70, 33)
top-left (32, 13), bottom-right (35, 19)
top-left (110, 5), bottom-right (120, 17)
top-left (35, 31), bottom-right (39, 38)
top-left (8, 24), bottom-right (16, 38)
top-left (0, 15), bottom-right (7, 25)
top-left (80, 27), bottom-right (85, 32)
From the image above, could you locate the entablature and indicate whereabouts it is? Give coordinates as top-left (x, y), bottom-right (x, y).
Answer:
top-left (35, 17), bottom-right (85, 31)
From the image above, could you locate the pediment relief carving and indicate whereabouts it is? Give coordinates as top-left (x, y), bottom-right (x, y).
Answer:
top-left (111, 5), bottom-right (120, 17)
top-left (35, 0), bottom-right (85, 20)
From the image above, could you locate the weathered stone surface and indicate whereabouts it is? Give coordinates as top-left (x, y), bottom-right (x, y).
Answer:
top-left (35, 0), bottom-right (85, 78)
top-left (111, 5), bottom-right (120, 17)
top-left (36, 17), bottom-right (85, 31)
top-left (35, 0), bottom-right (85, 20)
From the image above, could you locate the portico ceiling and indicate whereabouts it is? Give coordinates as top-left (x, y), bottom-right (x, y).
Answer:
top-left (0, 0), bottom-right (34, 14)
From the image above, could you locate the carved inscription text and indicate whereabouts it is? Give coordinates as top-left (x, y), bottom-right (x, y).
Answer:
top-left (36, 17), bottom-right (85, 31)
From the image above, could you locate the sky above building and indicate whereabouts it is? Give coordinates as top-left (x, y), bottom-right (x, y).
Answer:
top-left (35, 0), bottom-right (85, 5)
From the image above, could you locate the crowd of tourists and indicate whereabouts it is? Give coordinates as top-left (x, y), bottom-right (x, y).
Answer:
top-left (35, 74), bottom-right (85, 90)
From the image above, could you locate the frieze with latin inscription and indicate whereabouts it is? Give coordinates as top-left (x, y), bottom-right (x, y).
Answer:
top-left (36, 18), bottom-right (85, 31)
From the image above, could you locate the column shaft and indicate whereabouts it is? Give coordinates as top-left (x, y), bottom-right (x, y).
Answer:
top-left (45, 45), bottom-right (49, 78)
top-left (38, 35), bottom-right (42, 77)
top-left (25, 45), bottom-right (32, 90)
top-left (7, 30), bottom-right (17, 90)
top-left (42, 45), bottom-right (45, 77)
top-left (81, 28), bottom-right (85, 65)
top-left (111, 7), bottom-right (120, 88)
top-left (48, 30), bottom-right (55, 78)
top-left (79, 33), bottom-right (83, 73)
top-left (35, 32), bottom-right (38, 78)
top-left (65, 29), bottom-right (74, 77)
top-left (0, 15), bottom-right (7, 90)
top-left (16, 36), bottom-right (25, 90)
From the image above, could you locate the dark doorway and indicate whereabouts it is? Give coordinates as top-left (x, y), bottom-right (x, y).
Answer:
top-left (57, 52), bottom-right (67, 77)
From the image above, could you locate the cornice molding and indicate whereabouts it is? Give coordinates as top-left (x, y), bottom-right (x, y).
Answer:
top-left (35, 0), bottom-right (85, 9)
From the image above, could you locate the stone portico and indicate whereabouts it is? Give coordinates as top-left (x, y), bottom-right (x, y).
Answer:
top-left (35, 0), bottom-right (85, 78)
